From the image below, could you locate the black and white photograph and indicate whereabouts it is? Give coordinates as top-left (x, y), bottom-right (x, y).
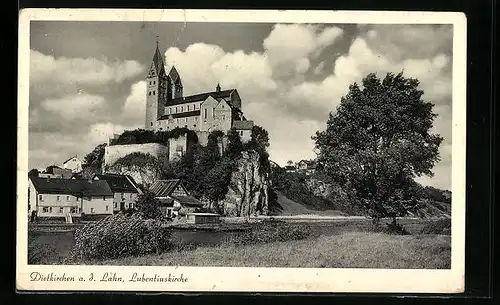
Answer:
top-left (17, 9), bottom-right (466, 293)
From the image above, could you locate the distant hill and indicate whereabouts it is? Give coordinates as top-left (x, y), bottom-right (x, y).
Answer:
top-left (268, 166), bottom-right (451, 218)
top-left (269, 191), bottom-right (344, 217)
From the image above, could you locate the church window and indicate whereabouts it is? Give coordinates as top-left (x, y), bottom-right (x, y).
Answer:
top-left (240, 131), bottom-right (244, 136)
top-left (150, 122), bottom-right (153, 126)
top-left (204, 109), bottom-right (207, 119)
top-left (153, 91), bottom-right (155, 95)
top-left (153, 81), bottom-right (156, 85)
top-left (181, 106), bottom-right (184, 112)
top-left (175, 107), bottom-right (178, 113)
top-left (149, 92), bottom-right (151, 96)
top-left (212, 108), bottom-right (216, 118)
top-left (187, 105), bottom-right (190, 111)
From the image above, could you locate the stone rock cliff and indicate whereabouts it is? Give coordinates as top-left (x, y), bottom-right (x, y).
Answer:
top-left (222, 150), bottom-right (269, 217)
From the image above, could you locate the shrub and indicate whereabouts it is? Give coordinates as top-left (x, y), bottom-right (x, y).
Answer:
top-left (71, 213), bottom-right (172, 261)
top-left (228, 221), bottom-right (312, 246)
top-left (419, 218), bottom-right (451, 235)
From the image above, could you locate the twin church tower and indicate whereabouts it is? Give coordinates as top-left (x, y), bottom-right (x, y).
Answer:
top-left (144, 42), bottom-right (254, 142)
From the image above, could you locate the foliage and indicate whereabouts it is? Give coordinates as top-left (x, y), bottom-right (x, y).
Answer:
top-left (71, 213), bottom-right (172, 261)
top-left (313, 72), bottom-right (443, 225)
top-left (112, 152), bottom-right (163, 170)
top-left (81, 143), bottom-right (107, 178)
top-left (269, 166), bottom-right (334, 211)
top-left (225, 128), bottom-right (243, 159)
top-left (228, 221), bottom-right (312, 246)
top-left (135, 190), bottom-right (164, 220)
top-left (110, 127), bottom-right (197, 146)
top-left (28, 168), bottom-right (39, 178)
top-left (419, 218), bottom-right (451, 235)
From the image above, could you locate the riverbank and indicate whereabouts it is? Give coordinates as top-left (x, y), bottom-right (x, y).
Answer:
top-left (77, 232), bottom-right (451, 269)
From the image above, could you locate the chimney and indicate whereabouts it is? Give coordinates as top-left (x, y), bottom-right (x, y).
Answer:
top-left (216, 83), bottom-right (221, 92)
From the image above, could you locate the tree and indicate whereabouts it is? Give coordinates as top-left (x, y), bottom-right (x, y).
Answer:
top-left (81, 143), bottom-right (107, 178)
top-left (313, 72), bottom-right (443, 227)
top-left (28, 169), bottom-right (39, 178)
top-left (135, 190), bottom-right (163, 220)
top-left (249, 125), bottom-right (270, 151)
top-left (225, 128), bottom-right (243, 159)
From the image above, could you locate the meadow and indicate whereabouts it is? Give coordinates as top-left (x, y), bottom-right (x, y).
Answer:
top-left (27, 217), bottom-right (451, 269)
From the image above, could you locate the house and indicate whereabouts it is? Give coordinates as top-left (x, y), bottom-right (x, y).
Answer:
top-left (63, 155), bottom-right (83, 173)
top-left (28, 176), bottom-right (114, 219)
top-left (39, 165), bottom-right (73, 179)
top-left (232, 120), bottom-right (254, 142)
top-left (297, 160), bottom-right (317, 175)
top-left (92, 173), bottom-right (143, 213)
top-left (149, 179), bottom-right (204, 218)
top-left (185, 213), bottom-right (220, 225)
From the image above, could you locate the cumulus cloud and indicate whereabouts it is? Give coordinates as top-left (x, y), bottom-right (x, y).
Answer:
top-left (28, 23), bottom-right (453, 190)
top-left (30, 49), bottom-right (145, 96)
top-left (40, 93), bottom-right (106, 119)
top-left (122, 81), bottom-right (146, 123)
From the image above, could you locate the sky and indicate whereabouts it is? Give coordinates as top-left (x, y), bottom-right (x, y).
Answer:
top-left (28, 21), bottom-right (453, 190)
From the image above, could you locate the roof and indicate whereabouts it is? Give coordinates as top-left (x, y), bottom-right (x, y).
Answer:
top-left (187, 212), bottom-right (220, 216)
top-left (158, 198), bottom-right (174, 207)
top-left (164, 89), bottom-right (238, 107)
top-left (63, 155), bottom-right (80, 164)
top-left (150, 179), bottom-right (183, 197)
top-left (82, 180), bottom-right (114, 197)
top-left (171, 195), bottom-right (204, 207)
top-left (168, 66), bottom-right (182, 84)
top-left (151, 45), bottom-right (165, 76)
top-left (93, 173), bottom-right (140, 193)
top-left (232, 120), bottom-right (254, 130)
top-left (30, 177), bottom-right (113, 197)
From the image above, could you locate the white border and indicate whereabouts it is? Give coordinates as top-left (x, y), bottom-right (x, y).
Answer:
top-left (17, 9), bottom-right (467, 293)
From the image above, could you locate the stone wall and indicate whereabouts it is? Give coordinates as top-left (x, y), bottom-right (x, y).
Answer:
top-left (104, 143), bottom-right (169, 169)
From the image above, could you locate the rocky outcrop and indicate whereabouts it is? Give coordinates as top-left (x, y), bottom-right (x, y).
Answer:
top-left (106, 153), bottom-right (163, 188)
top-left (222, 150), bottom-right (269, 217)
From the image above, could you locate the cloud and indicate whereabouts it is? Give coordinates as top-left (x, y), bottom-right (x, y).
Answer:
top-left (40, 93), bottom-right (106, 119)
top-left (122, 81), bottom-right (146, 123)
top-left (28, 23), bottom-right (453, 190)
top-left (30, 49), bottom-right (145, 97)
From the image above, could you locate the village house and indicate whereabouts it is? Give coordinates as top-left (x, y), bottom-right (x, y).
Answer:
top-left (297, 160), bottom-right (317, 175)
top-left (39, 165), bottom-right (73, 179)
top-left (63, 155), bottom-right (83, 173)
top-left (149, 179), bottom-right (204, 218)
top-left (92, 173), bottom-right (143, 213)
top-left (28, 176), bottom-right (114, 220)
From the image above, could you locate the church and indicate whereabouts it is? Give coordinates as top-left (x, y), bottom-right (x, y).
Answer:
top-left (144, 42), bottom-right (254, 142)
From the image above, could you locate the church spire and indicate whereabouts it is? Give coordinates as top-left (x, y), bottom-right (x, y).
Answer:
top-left (216, 83), bottom-right (221, 92)
top-left (151, 37), bottom-right (165, 76)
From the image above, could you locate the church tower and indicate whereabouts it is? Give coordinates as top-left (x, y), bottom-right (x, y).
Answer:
top-left (167, 66), bottom-right (183, 101)
top-left (145, 40), bottom-right (168, 130)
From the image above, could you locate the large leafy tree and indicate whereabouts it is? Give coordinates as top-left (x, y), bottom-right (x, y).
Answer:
top-left (135, 190), bottom-right (163, 220)
top-left (81, 143), bottom-right (107, 178)
top-left (313, 72), bottom-right (443, 225)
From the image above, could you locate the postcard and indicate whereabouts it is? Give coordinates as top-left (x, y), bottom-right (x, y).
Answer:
top-left (17, 9), bottom-right (466, 293)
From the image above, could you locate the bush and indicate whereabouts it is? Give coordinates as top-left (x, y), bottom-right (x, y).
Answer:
top-left (71, 213), bottom-right (173, 261)
top-left (228, 221), bottom-right (312, 246)
top-left (419, 218), bottom-right (451, 235)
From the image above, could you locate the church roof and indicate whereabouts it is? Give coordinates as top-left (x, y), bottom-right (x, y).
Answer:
top-left (151, 44), bottom-right (165, 76)
top-left (165, 89), bottom-right (238, 107)
top-left (62, 155), bottom-right (80, 164)
top-left (168, 66), bottom-right (182, 84)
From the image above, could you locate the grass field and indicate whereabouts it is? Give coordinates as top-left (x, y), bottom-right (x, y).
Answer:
top-left (76, 232), bottom-right (451, 269)
top-left (28, 217), bottom-right (450, 268)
